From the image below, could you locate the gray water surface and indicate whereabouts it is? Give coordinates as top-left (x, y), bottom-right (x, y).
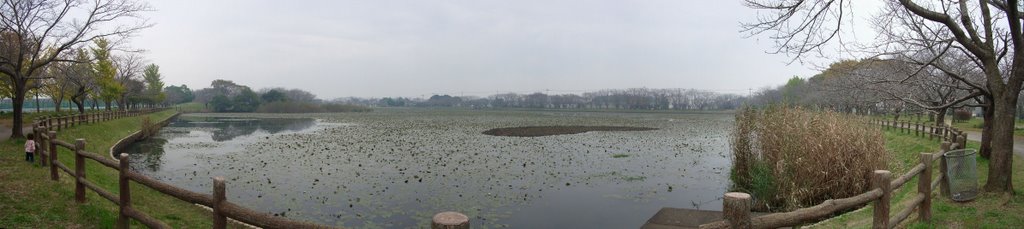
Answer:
top-left (125, 110), bottom-right (732, 228)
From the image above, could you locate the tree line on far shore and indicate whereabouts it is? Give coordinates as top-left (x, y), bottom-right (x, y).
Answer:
top-left (189, 79), bottom-right (371, 113)
top-left (337, 88), bottom-right (744, 111)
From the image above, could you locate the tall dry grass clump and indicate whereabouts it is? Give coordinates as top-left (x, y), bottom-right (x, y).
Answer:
top-left (140, 116), bottom-right (159, 138)
top-left (730, 106), bottom-right (887, 212)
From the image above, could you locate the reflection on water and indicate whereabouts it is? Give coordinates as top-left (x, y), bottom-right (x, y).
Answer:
top-left (179, 117), bottom-right (317, 142)
top-left (124, 115), bottom-right (317, 173)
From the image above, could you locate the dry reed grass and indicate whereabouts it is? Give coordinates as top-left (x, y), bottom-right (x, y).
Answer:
top-left (730, 106), bottom-right (887, 211)
top-left (140, 116), bottom-right (158, 138)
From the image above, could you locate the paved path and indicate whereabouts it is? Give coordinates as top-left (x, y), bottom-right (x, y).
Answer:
top-left (0, 125), bottom-right (36, 142)
top-left (880, 122), bottom-right (1023, 157)
top-left (960, 129), bottom-right (1024, 158)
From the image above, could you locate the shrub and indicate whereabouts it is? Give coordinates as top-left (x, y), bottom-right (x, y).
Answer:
top-left (256, 102), bottom-right (322, 113)
top-left (730, 106), bottom-right (887, 211)
top-left (320, 103), bottom-right (372, 112)
top-left (255, 102), bottom-right (373, 113)
top-left (140, 116), bottom-right (159, 138)
top-left (953, 109), bottom-right (972, 123)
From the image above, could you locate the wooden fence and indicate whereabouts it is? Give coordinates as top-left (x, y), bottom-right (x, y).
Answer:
top-left (700, 118), bottom-right (968, 229)
top-left (29, 108), bottom-right (472, 229)
top-left (29, 108), bottom-right (337, 229)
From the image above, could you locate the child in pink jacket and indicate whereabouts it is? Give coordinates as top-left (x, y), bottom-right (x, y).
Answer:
top-left (25, 133), bottom-right (36, 163)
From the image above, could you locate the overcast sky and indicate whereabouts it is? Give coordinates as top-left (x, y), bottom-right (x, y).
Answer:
top-left (131, 0), bottom-right (881, 99)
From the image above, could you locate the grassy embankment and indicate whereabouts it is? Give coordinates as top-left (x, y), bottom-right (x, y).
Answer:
top-left (814, 129), bottom-right (1024, 228)
top-left (0, 109), bottom-right (234, 228)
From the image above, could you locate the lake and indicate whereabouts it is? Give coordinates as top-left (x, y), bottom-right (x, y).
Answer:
top-left (124, 108), bottom-right (733, 228)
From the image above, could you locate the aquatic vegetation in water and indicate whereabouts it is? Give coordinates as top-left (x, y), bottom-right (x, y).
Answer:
top-left (125, 109), bottom-right (734, 228)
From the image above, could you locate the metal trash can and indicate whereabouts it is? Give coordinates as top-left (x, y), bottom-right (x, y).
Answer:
top-left (944, 149), bottom-right (979, 202)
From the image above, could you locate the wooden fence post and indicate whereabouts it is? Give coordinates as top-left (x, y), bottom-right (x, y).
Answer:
top-left (38, 127), bottom-right (48, 167)
top-left (49, 131), bottom-right (58, 181)
top-left (33, 124), bottom-right (44, 167)
top-left (724, 192), bottom-right (752, 228)
top-left (872, 170), bottom-right (891, 229)
top-left (959, 134), bottom-right (967, 149)
top-left (432, 212), bottom-right (470, 229)
top-left (918, 153), bottom-right (933, 222)
top-left (928, 125), bottom-right (933, 140)
top-left (74, 139), bottom-right (86, 203)
top-left (118, 153), bottom-right (131, 229)
top-left (956, 136), bottom-right (965, 150)
top-left (940, 142), bottom-right (951, 197)
top-left (213, 177), bottom-right (227, 229)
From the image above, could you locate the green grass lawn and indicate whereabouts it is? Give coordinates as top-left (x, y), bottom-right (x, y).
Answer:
top-left (949, 117), bottom-right (1024, 137)
top-left (0, 110), bottom-right (238, 228)
top-left (813, 128), bottom-right (1024, 228)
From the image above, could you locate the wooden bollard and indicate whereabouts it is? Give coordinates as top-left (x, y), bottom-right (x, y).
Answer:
top-left (872, 170), bottom-right (891, 229)
top-left (213, 177), bottom-right (227, 229)
top-left (49, 131), bottom-right (58, 180)
top-left (74, 139), bottom-right (86, 203)
top-left (724, 192), bottom-right (752, 228)
top-left (432, 211), bottom-right (469, 229)
top-left (118, 153), bottom-right (131, 229)
top-left (919, 153), bottom-right (932, 222)
top-left (940, 142), bottom-right (951, 197)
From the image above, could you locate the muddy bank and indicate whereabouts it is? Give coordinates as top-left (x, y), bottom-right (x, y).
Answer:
top-left (483, 125), bottom-right (658, 137)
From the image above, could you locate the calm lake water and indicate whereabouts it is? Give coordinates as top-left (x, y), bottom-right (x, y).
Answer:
top-left (124, 109), bottom-right (733, 228)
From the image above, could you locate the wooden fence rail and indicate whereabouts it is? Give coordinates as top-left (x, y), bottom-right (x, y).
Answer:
top-left (30, 108), bottom-right (338, 229)
top-left (700, 118), bottom-right (965, 229)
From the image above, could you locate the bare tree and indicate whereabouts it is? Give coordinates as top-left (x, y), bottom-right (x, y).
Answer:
top-left (744, 0), bottom-right (1021, 192)
top-left (0, 0), bottom-right (150, 138)
top-left (114, 52), bottom-right (144, 109)
top-left (39, 61), bottom-right (74, 112)
top-left (62, 49), bottom-right (96, 113)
